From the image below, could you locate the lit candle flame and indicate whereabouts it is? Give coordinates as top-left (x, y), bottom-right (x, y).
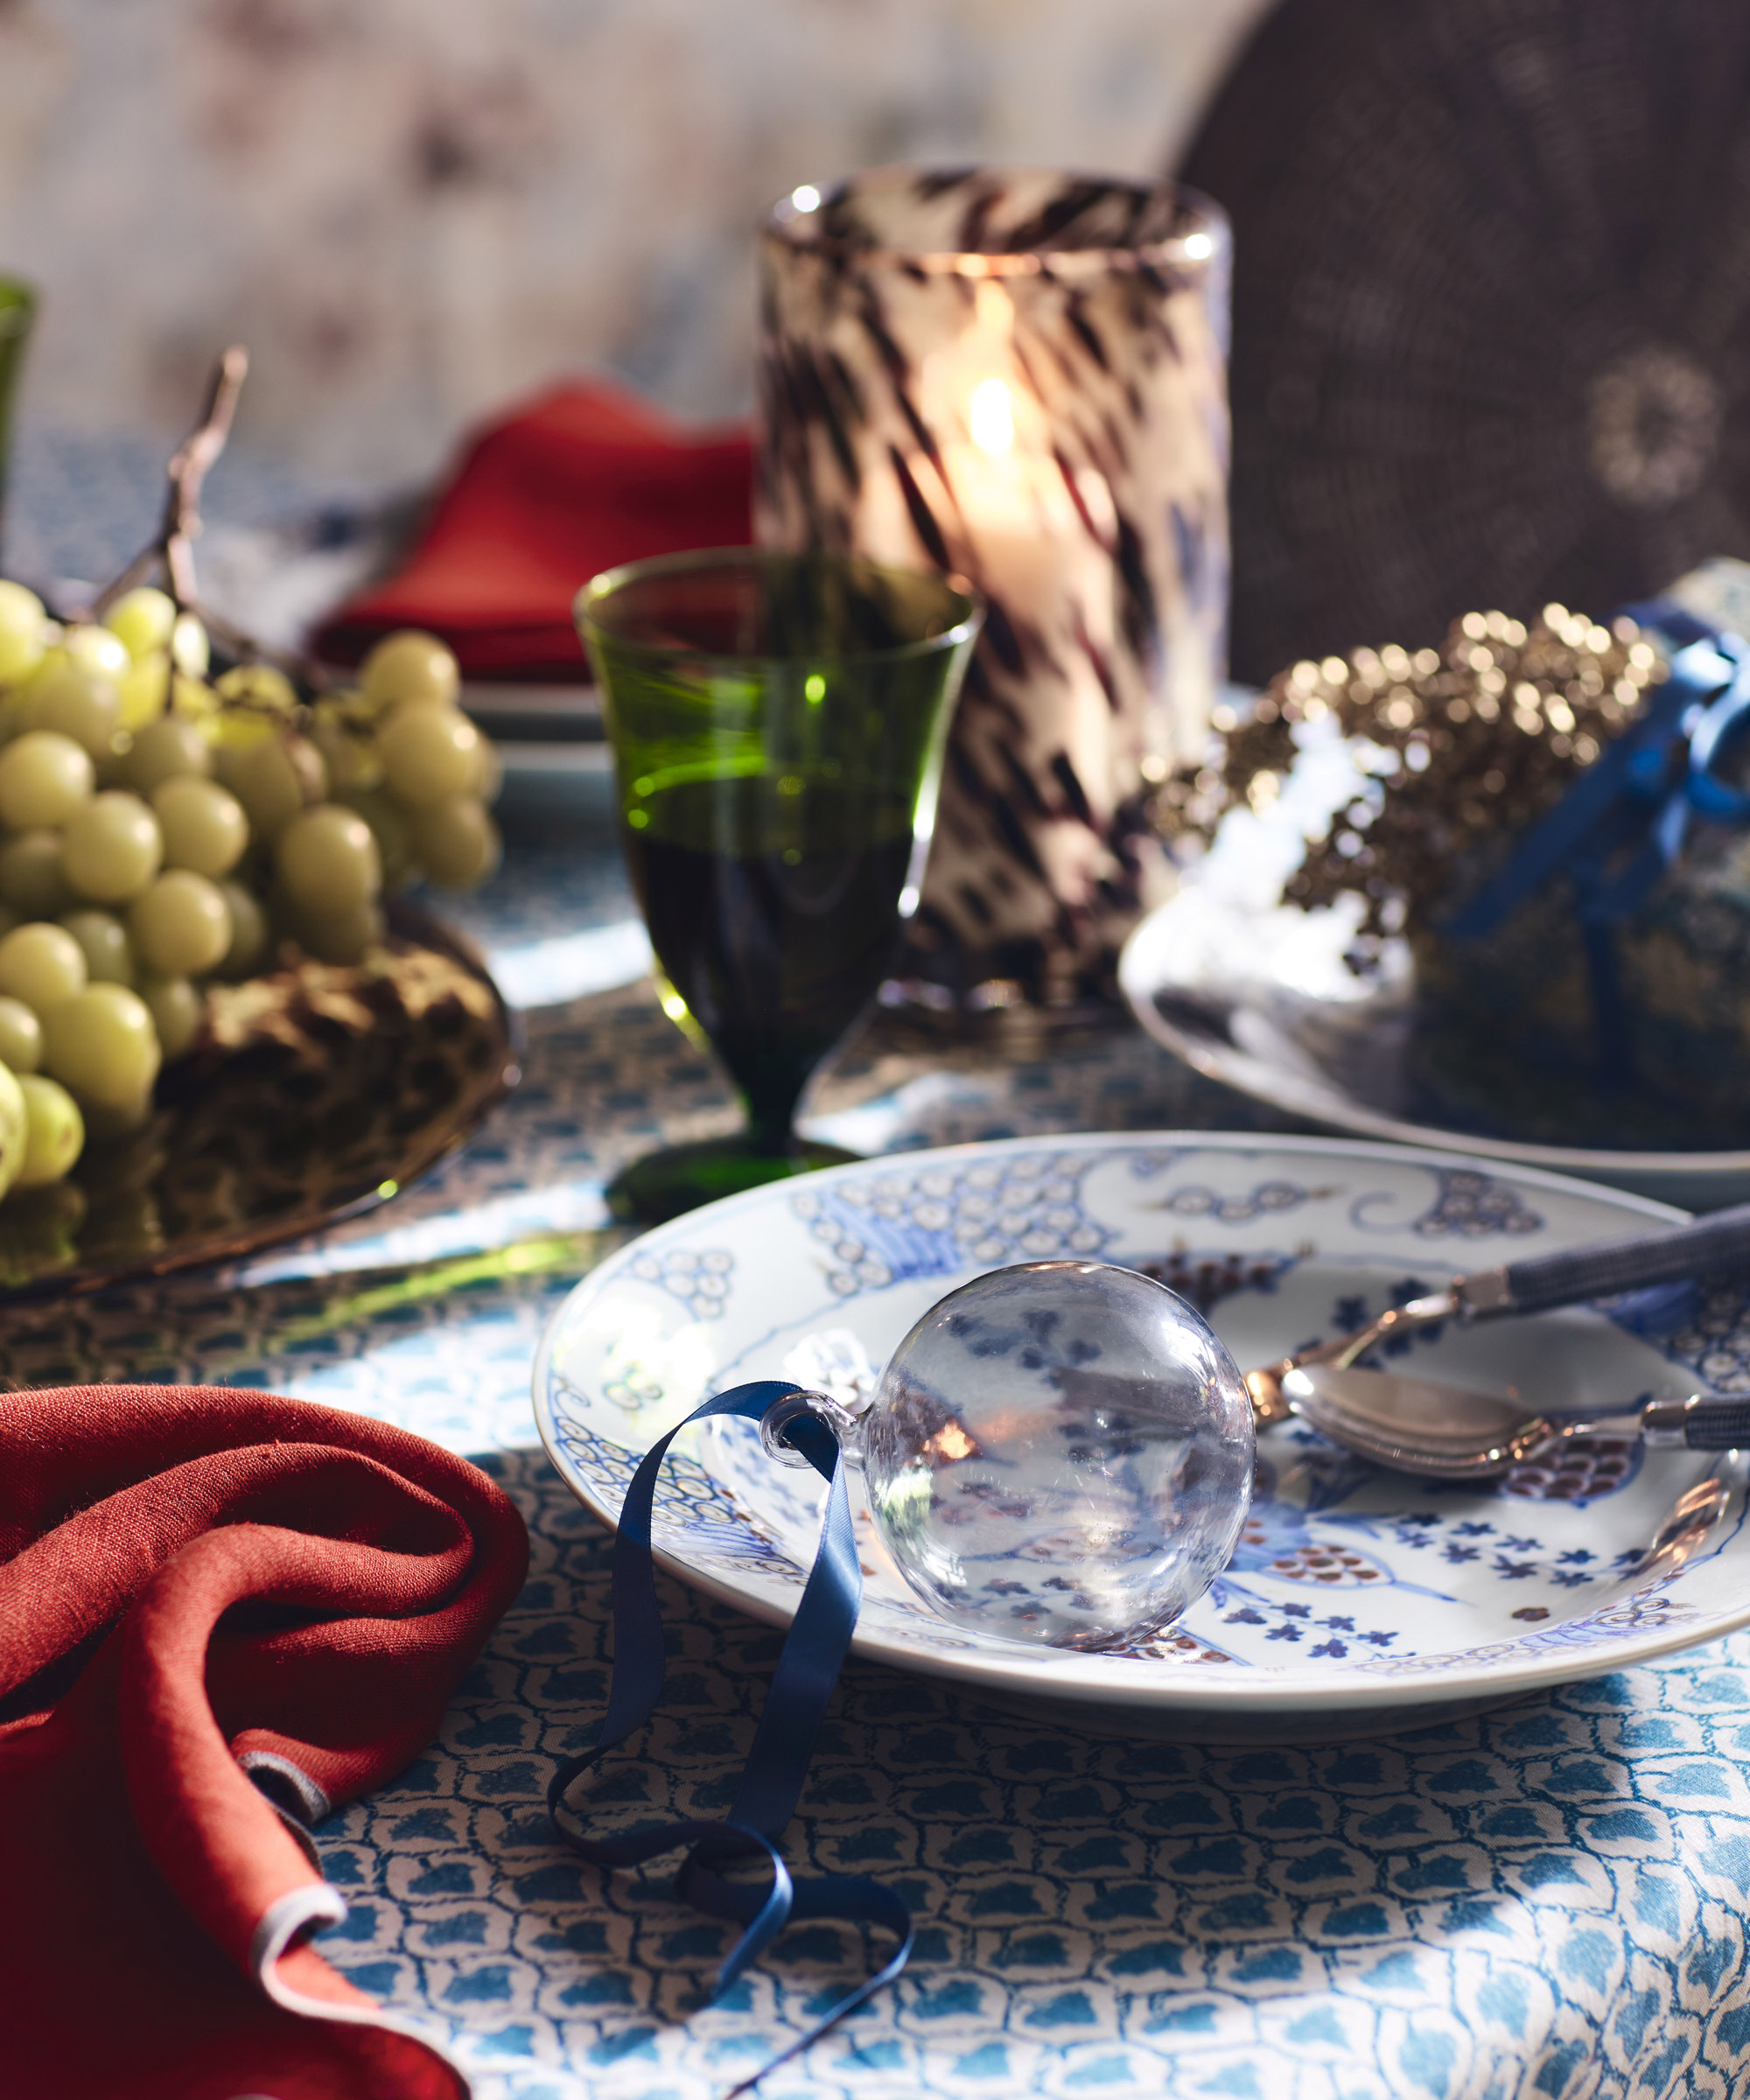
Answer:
top-left (969, 377), bottom-right (1014, 456)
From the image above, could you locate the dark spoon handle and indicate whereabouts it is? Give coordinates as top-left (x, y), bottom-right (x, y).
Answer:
top-left (1683, 1396), bottom-right (1750, 1452)
top-left (1482, 1203), bottom-right (1750, 1316)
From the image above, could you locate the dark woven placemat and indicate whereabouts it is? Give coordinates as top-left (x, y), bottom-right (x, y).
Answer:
top-left (1180, 0), bottom-right (1750, 683)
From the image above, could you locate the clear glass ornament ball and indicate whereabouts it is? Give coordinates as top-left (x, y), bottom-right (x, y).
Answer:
top-left (861, 1261), bottom-right (1255, 1650)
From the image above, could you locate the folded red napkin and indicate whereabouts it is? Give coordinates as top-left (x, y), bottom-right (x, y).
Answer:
top-left (0, 1383), bottom-right (529, 2100)
top-left (315, 380), bottom-right (754, 680)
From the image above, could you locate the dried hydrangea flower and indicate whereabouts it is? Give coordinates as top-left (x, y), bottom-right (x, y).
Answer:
top-left (1160, 605), bottom-right (1663, 970)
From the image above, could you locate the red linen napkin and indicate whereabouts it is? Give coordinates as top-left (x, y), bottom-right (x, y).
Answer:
top-left (0, 1383), bottom-right (530, 2100)
top-left (315, 380), bottom-right (754, 680)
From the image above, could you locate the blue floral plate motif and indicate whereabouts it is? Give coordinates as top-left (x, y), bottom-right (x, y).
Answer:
top-left (534, 1134), bottom-right (1750, 1740)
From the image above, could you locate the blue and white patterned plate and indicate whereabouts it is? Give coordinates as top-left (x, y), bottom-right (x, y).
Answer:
top-left (534, 1134), bottom-right (1750, 1741)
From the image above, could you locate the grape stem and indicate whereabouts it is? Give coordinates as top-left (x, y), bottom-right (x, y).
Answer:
top-left (81, 349), bottom-right (335, 693)
top-left (92, 346), bottom-right (249, 620)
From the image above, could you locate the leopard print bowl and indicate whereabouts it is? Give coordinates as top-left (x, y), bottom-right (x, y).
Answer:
top-left (0, 904), bottom-right (517, 1301)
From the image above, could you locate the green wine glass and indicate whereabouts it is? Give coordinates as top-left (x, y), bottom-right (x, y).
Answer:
top-left (578, 548), bottom-right (980, 1223)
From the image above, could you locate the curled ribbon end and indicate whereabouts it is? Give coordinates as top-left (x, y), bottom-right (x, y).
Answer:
top-left (549, 1380), bottom-right (911, 2092)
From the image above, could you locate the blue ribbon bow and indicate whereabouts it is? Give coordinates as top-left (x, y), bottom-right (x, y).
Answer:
top-left (548, 1381), bottom-right (912, 2096)
top-left (1441, 603), bottom-right (1750, 1078)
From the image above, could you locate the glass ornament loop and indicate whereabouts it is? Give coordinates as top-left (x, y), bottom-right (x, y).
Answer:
top-left (759, 1386), bottom-right (872, 1471)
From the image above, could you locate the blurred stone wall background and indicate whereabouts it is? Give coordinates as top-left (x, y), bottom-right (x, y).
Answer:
top-left (0, 0), bottom-right (1271, 495)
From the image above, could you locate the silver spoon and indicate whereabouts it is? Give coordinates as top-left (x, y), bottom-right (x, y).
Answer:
top-left (1243, 1200), bottom-right (1750, 1471)
top-left (1279, 1361), bottom-right (1750, 1480)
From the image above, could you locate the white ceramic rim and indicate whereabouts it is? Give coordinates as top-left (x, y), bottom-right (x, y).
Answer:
top-left (1118, 908), bottom-right (1750, 1182)
top-left (530, 1129), bottom-right (1749, 1720)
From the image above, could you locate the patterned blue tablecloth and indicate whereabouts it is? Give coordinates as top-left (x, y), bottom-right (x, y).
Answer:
top-left (2, 814), bottom-right (1746, 2100)
top-left (5, 416), bottom-right (1749, 2092)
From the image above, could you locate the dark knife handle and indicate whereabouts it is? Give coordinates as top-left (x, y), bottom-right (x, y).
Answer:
top-left (1481, 1203), bottom-right (1750, 1316)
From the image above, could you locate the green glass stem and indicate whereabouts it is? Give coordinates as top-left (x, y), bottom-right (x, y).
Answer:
top-left (739, 1054), bottom-right (816, 1158)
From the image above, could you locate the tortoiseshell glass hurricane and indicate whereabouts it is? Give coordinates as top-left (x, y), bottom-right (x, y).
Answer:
top-left (757, 166), bottom-right (1230, 1013)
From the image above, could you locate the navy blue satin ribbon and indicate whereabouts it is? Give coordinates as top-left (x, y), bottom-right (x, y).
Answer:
top-left (1442, 606), bottom-right (1750, 1077)
top-left (548, 1381), bottom-right (912, 2096)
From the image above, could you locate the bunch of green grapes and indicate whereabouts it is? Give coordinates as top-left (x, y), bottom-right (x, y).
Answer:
top-left (0, 578), bottom-right (500, 1186)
